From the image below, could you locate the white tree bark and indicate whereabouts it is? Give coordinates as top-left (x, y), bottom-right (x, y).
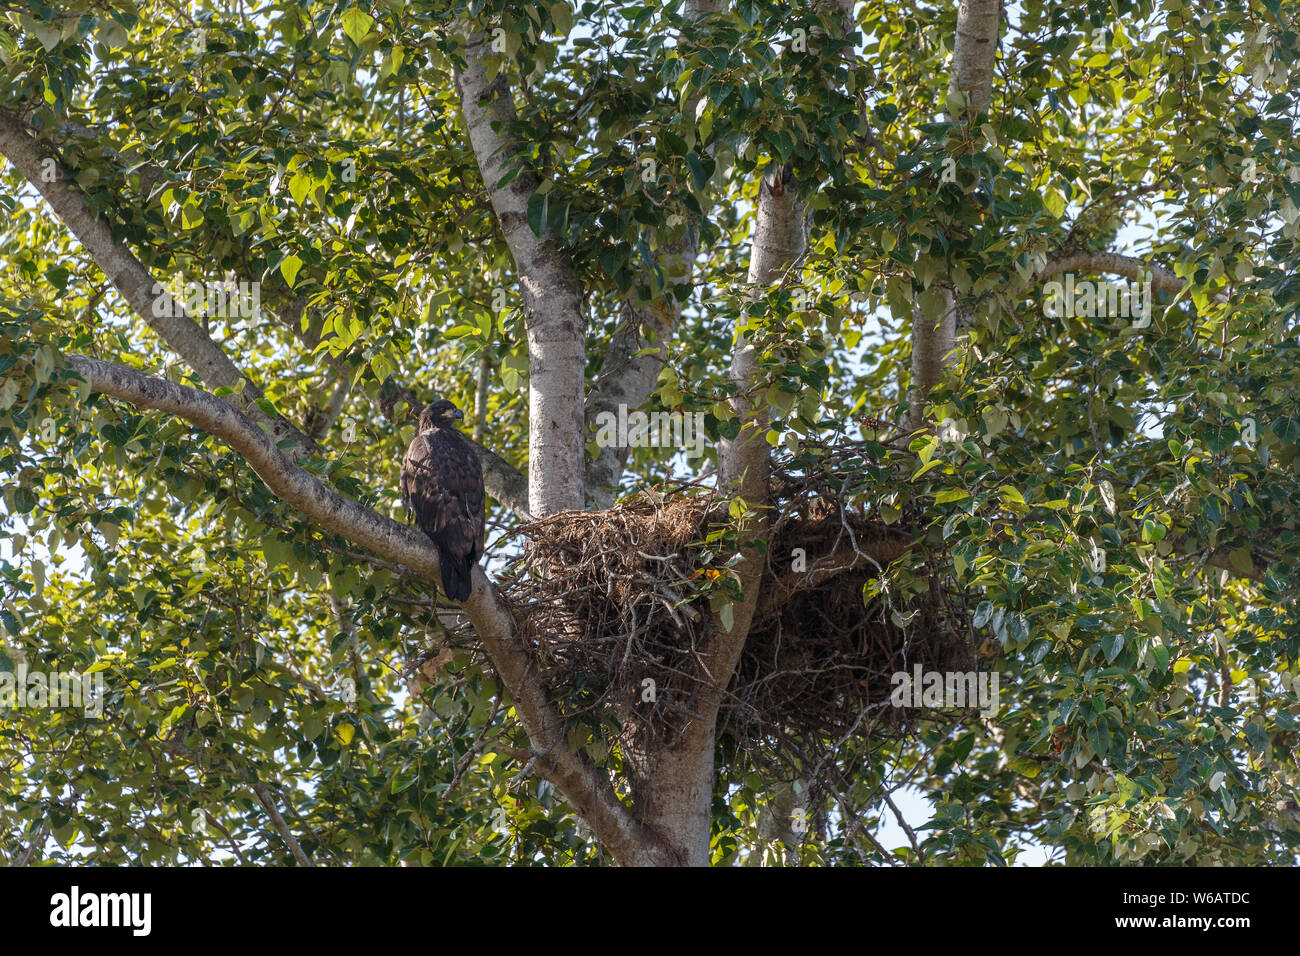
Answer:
top-left (712, 164), bottom-right (805, 670)
top-left (0, 113), bottom-right (309, 454)
top-left (621, 720), bottom-right (717, 867)
top-left (949, 0), bottom-right (1002, 117)
top-left (905, 0), bottom-right (1002, 431)
top-left (453, 32), bottom-right (586, 516)
top-left (583, 0), bottom-right (720, 508)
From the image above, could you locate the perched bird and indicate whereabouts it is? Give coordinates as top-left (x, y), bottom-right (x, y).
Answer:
top-left (400, 400), bottom-right (485, 601)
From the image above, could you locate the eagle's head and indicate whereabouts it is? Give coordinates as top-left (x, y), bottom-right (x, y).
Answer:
top-left (419, 400), bottom-right (465, 433)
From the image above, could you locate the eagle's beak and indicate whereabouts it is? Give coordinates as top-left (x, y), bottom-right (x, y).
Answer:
top-left (453, 407), bottom-right (465, 420)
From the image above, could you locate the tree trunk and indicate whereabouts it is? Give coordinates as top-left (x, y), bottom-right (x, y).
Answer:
top-left (906, 0), bottom-right (1002, 431)
top-left (621, 721), bottom-right (718, 866)
top-left (454, 30), bottom-right (587, 516)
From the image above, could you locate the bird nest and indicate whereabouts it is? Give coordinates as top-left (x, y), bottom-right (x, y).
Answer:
top-left (499, 475), bottom-right (978, 769)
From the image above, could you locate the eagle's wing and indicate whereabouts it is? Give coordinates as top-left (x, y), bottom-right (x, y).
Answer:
top-left (400, 428), bottom-right (486, 598)
top-left (400, 433), bottom-right (454, 534)
top-left (451, 435), bottom-right (486, 563)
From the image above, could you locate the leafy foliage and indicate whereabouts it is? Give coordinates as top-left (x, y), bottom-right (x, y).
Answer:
top-left (1, 0), bottom-right (1299, 864)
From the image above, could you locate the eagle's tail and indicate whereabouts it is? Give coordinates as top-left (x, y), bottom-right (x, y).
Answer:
top-left (438, 552), bottom-right (473, 602)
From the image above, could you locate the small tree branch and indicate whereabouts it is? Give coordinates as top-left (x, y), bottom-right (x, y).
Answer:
top-left (9, 821), bottom-right (48, 866)
top-left (473, 349), bottom-right (491, 442)
top-left (251, 782), bottom-right (314, 867)
top-left (584, 291), bottom-right (678, 509)
top-left (306, 364), bottom-right (353, 442)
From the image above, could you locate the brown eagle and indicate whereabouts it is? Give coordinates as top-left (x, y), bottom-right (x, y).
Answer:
top-left (400, 400), bottom-right (485, 601)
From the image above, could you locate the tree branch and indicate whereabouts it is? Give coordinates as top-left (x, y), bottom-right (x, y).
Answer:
top-left (0, 111), bottom-right (310, 454)
top-left (906, 0), bottom-right (1003, 431)
top-left (452, 29), bottom-right (587, 516)
top-left (1034, 249), bottom-right (1227, 302)
top-left (584, 248), bottom-right (690, 509)
top-left (251, 782), bottom-right (314, 867)
top-left (65, 354), bottom-right (671, 865)
top-left (949, 0), bottom-right (1003, 119)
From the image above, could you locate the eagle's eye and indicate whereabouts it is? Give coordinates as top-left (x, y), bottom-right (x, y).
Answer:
top-left (421, 401), bottom-right (464, 430)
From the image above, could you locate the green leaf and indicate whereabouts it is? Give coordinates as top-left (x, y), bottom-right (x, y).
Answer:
top-left (280, 254), bottom-right (303, 287)
top-left (911, 458), bottom-right (944, 480)
top-left (917, 287), bottom-right (947, 320)
top-left (28, 21), bottom-right (61, 52)
top-left (934, 488), bottom-right (970, 504)
top-left (340, 9), bottom-right (374, 45)
top-left (997, 486), bottom-right (1025, 506)
top-left (1008, 613), bottom-right (1029, 645)
top-left (550, 2), bottom-right (573, 36)
top-left (1140, 519), bottom-right (1166, 544)
top-left (764, 388), bottom-right (796, 417)
top-left (180, 201), bottom-right (204, 229)
top-left (289, 171), bottom-right (313, 206)
top-left (687, 152), bottom-right (714, 191)
top-left (1043, 187), bottom-right (1066, 218)
top-left (527, 192), bottom-right (548, 237)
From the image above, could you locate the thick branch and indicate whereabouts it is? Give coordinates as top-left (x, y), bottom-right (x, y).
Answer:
top-left (949, 0), bottom-right (1003, 118)
top-left (471, 440), bottom-right (533, 522)
top-left (66, 355), bottom-right (671, 865)
top-left (906, 297), bottom-right (958, 432)
top-left (1034, 250), bottom-right (1223, 300)
top-left (584, 256), bottom-right (689, 509)
top-left (906, 0), bottom-right (1002, 430)
top-left (453, 31), bottom-right (586, 516)
top-left (0, 112), bottom-right (309, 454)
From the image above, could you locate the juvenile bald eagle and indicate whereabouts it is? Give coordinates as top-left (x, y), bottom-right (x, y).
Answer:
top-left (400, 400), bottom-right (485, 601)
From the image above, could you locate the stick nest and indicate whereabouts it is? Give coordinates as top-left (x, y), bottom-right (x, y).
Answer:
top-left (499, 473), bottom-right (977, 767)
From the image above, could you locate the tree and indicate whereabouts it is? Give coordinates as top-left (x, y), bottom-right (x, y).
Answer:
top-left (1, 0), bottom-right (1298, 866)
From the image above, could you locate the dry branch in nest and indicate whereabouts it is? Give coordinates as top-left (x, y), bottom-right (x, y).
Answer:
top-left (497, 466), bottom-right (983, 773)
